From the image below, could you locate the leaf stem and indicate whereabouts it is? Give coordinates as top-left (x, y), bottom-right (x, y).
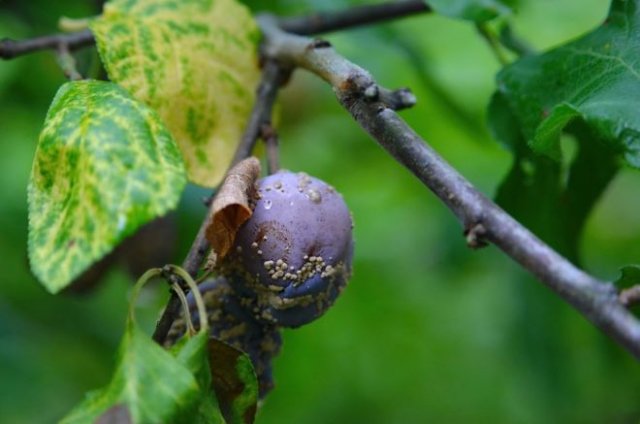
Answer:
top-left (476, 23), bottom-right (509, 66)
top-left (130, 268), bottom-right (163, 323)
top-left (499, 24), bottom-right (535, 57)
top-left (171, 282), bottom-right (196, 335)
top-left (164, 265), bottom-right (209, 333)
top-left (55, 44), bottom-right (83, 80)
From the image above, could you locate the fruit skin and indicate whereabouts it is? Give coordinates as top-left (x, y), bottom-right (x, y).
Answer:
top-left (220, 170), bottom-right (354, 328)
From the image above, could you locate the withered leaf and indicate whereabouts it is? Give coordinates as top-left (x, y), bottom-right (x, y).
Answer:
top-left (206, 157), bottom-right (261, 260)
top-left (208, 338), bottom-right (258, 424)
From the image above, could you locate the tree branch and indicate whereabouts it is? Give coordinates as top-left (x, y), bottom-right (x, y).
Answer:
top-left (0, 1), bottom-right (430, 61)
top-left (0, 29), bottom-right (94, 60)
top-left (152, 60), bottom-right (286, 344)
top-left (279, 0), bottom-right (430, 35)
top-left (258, 14), bottom-right (640, 360)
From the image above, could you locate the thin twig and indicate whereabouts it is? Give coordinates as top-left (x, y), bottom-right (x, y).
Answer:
top-left (230, 60), bottom-right (288, 165)
top-left (261, 123), bottom-right (281, 174)
top-left (258, 14), bottom-right (640, 360)
top-left (279, 0), bottom-right (430, 35)
top-left (0, 29), bottom-right (94, 60)
top-left (0, 0), bottom-right (431, 61)
top-left (151, 60), bottom-right (286, 344)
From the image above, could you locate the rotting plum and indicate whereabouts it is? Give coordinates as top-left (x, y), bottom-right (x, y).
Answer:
top-left (218, 170), bottom-right (354, 328)
top-left (167, 278), bottom-right (281, 398)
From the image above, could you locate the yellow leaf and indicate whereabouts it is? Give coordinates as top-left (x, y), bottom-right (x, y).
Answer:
top-left (91, 0), bottom-right (261, 186)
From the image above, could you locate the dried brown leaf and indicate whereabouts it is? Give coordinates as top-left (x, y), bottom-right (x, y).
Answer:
top-left (208, 338), bottom-right (258, 424)
top-left (206, 157), bottom-right (261, 260)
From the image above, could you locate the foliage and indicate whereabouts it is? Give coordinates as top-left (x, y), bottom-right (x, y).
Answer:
top-left (91, 0), bottom-right (261, 187)
top-left (495, 0), bottom-right (640, 168)
top-left (616, 265), bottom-right (640, 288)
top-left (62, 320), bottom-right (204, 423)
top-left (491, 0), bottom-right (640, 261)
top-left (63, 268), bottom-right (258, 423)
top-left (28, 80), bottom-right (186, 293)
top-left (1, 0), bottom-right (639, 423)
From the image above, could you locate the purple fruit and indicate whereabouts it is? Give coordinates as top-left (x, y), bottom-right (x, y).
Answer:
top-left (219, 171), bottom-right (354, 328)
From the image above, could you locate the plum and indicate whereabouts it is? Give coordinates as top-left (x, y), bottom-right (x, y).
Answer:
top-left (218, 170), bottom-right (354, 328)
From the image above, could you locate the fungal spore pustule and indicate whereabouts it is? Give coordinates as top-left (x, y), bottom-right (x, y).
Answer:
top-left (219, 170), bottom-right (354, 328)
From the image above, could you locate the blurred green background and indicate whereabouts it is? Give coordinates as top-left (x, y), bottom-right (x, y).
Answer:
top-left (1, 0), bottom-right (639, 423)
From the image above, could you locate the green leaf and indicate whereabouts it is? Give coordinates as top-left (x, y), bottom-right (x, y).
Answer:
top-left (496, 0), bottom-right (640, 168)
top-left (170, 332), bottom-right (225, 424)
top-left (90, 0), bottom-right (261, 187)
top-left (427, 0), bottom-right (516, 22)
top-left (62, 269), bottom-right (224, 424)
top-left (28, 80), bottom-right (186, 293)
top-left (61, 320), bottom-right (201, 424)
top-left (490, 94), bottom-right (619, 262)
top-left (172, 330), bottom-right (212, 388)
top-left (615, 265), bottom-right (640, 289)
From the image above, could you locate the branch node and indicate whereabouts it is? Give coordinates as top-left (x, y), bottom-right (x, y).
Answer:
top-left (620, 285), bottom-right (640, 308)
top-left (0, 38), bottom-right (14, 59)
top-left (161, 265), bottom-right (190, 293)
top-left (309, 39), bottom-right (332, 49)
top-left (364, 84), bottom-right (379, 99)
top-left (395, 88), bottom-right (417, 107)
top-left (379, 87), bottom-right (417, 110)
top-left (464, 223), bottom-right (488, 249)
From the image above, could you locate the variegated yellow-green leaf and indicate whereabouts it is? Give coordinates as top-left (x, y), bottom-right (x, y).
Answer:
top-left (90, 0), bottom-right (261, 187)
top-left (28, 80), bottom-right (186, 293)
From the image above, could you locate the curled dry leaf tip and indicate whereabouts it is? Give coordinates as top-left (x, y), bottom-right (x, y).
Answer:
top-left (205, 157), bottom-right (261, 261)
